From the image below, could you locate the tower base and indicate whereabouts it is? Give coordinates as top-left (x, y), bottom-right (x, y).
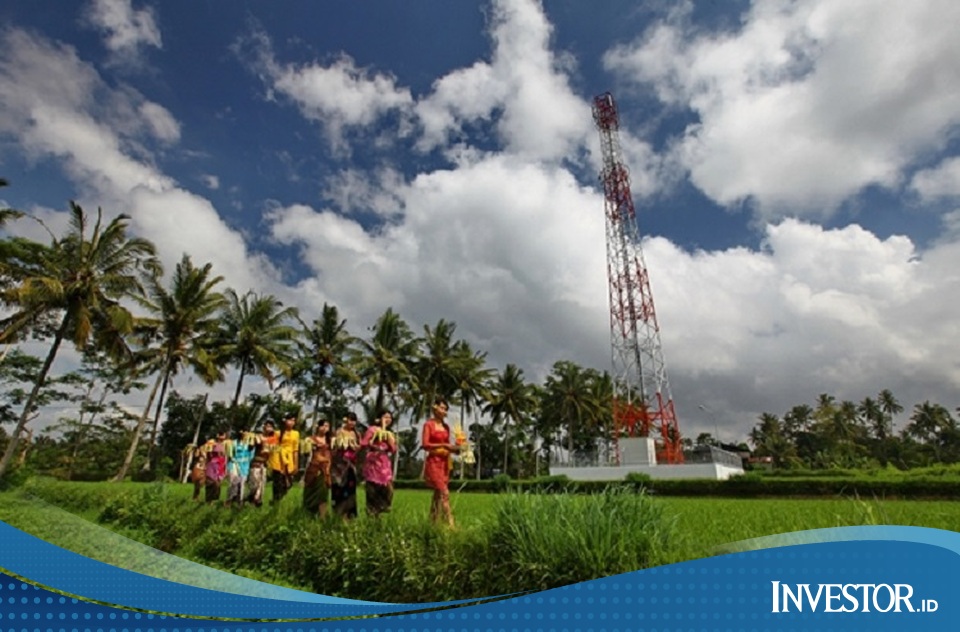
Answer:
top-left (550, 462), bottom-right (743, 482)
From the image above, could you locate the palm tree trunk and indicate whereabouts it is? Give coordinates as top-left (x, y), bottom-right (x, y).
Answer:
top-left (459, 401), bottom-right (466, 480)
top-left (503, 418), bottom-right (510, 476)
top-left (232, 362), bottom-right (248, 408)
top-left (142, 369), bottom-right (172, 471)
top-left (67, 381), bottom-right (108, 481)
top-left (392, 407), bottom-right (404, 475)
top-left (0, 314), bottom-right (69, 479)
top-left (311, 368), bottom-right (324, 426)
top-left (17, 428), bottom-right (34, 466)
top-left (113, 370), bottom-right (164, 482)
top-left (181, 393), bottom-right (209, 483)
top-left (475, 408), bottom-right (482, 480)
top-left (375, 381), bottom-right (385, 415)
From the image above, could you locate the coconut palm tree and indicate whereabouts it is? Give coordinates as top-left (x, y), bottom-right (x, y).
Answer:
top-left (585, 369), bottom-right (615, 462)
top-left (64, 348), bottom-right (143, 480)
top-left (825, 400), bottom-right (862, 446)
top-left (415, 319), bottom-right (460, 418)
top-left (355, 308), bottom-right (420, 415)
top-left (449, 340), bottom-right (494, 478)
top-left (0, 178), bottom-right (24, 228)
top-left (858, 397), bottom-right (883, 438)
top-left (290, 303), bottom-right (356, 426)
top-left (0, 203), bottom-right (159, 478)
top-left (214, 289), bottom-right (299, 408)
top-left (782, 404), bottom-right (813, 439)
top-left (542, 360), bottom-right (593, 460)
top-left (484, 363), bottom-right (537, 476)
top-left (905, 401), bottom-right (953, 463)
top-left (878, 389), bottom-right (903, 434)
top-left (749, 412), bottom-right (795, 469)
top-left (113, 255), bottom-right (226, 480)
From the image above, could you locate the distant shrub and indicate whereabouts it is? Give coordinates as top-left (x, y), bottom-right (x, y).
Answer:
top-left (491, 473), bottom-right (512, 493)
top-left (518, 474), bottom-right (571, 493)
top-left (0, 466), bottom-right (35, 490)
top-left (624, 472), bottom-right (652, 488)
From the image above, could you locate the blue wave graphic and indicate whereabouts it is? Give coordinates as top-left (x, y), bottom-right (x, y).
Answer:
top-left (722, 525), bottom-right (960, 557)
top-left (3, 521), bottom-right (959, 629)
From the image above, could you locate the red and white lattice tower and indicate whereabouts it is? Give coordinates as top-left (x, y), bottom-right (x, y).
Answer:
top-left (592, 92), bottom-right (683, 464)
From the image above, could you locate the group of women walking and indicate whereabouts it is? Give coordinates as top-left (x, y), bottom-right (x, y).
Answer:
top-left (189, 397), bottom-right (463, 525)
top-left (300, 410), bottom-right (397, 519)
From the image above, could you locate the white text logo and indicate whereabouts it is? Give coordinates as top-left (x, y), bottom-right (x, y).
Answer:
top-left (771, 581), bottom-right (939, 614)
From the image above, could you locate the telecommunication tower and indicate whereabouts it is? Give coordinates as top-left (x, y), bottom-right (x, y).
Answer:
top-left (592, 92), bottom-right (683, 464)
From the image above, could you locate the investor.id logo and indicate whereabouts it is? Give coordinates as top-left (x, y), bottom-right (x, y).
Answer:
top-left (771, 581), bottom-right (939, 613)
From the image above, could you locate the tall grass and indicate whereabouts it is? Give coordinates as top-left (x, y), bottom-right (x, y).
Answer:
top-left (486, 488), bottom-right (673, 589)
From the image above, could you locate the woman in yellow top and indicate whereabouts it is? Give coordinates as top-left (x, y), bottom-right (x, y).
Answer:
top-left (271, 415), bottom-right (301, 503)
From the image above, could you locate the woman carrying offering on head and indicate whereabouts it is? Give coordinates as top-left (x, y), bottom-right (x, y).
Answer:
top-left (204, 430), bottom-right (228, 504)
top-left (225, 430), bottom-right (254, 508)
top-left (361, 410), bottom-right (397, 516)
top-left (330, 412), bottom-right (362, 519)
top-left (302, 419), bottom-right (332, 518)
top-left (269, 415), bottom-right (300, 503)
top-left (421, 397), bottom-right (459, 526)
top-left (246, 421), bottom-right (274, 507)
top-left (190, 442), bottom-right (207, 502)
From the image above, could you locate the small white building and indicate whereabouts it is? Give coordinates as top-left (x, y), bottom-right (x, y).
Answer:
top-left (551, 437), bottom-right (744, 481)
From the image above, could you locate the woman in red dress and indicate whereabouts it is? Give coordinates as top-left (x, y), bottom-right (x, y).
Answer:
top-left (421, 397), bottom-right (459, 526)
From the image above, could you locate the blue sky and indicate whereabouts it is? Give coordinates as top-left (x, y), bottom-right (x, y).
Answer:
top-left (2, 0), bottom-right (959, 442)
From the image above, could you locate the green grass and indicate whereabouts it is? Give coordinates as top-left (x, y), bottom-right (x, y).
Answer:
top-left (3, 479), bottom-right (960, 601)
top-left (662, 496), bottom-right (960, 558)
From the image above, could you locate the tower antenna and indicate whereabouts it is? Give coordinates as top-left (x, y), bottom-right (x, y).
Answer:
top-left (592, 92), bottom-right (683, 464)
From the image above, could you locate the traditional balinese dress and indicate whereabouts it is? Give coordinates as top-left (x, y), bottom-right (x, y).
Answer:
top-left (361, 425), bottom-right (397, 516)
top-left (302, 436), bottom-right (332, 515)
top-left (272, 429), bottom-right (301, 502)
top-left (246, 432), bottom-right (274, 507)
top-left (190, 446), bottom-right (207, 500)
top-left (422, 420), bottom-right (452, 492)
top-left (226, 440), bottom-right (253, 507)
top-left (330, 427), bottom-right (361, 518)
top-left (203, 439), bottom-right (227, 503)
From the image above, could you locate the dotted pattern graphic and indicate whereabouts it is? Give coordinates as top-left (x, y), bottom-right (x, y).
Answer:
top-left (1, 532), bottom-right (956, 631)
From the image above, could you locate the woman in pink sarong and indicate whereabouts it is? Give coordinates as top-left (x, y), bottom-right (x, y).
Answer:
top-left (361, 410), bottom-right (397, 516)
top-left (203, 430), bottom-right (228, 503)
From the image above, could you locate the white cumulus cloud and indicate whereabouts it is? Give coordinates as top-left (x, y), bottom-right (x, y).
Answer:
top-left (83, 0), bottom-right (162, 68)
top-left (242, 31), bottom-right (413, 152)
top-left (0, 27), bottom-right (275, 295)
top-left (605, 0), bottom-right (960, 218)
top-left (415, 0), bottom-right (594, 165)
top-left (911, 157), bottom-right (960, 200)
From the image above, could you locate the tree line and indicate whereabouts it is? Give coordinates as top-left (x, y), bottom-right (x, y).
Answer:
top-left (748, 390), bottom-right (960, 470)
top-left (0, 192), bottom-right (617, 481)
